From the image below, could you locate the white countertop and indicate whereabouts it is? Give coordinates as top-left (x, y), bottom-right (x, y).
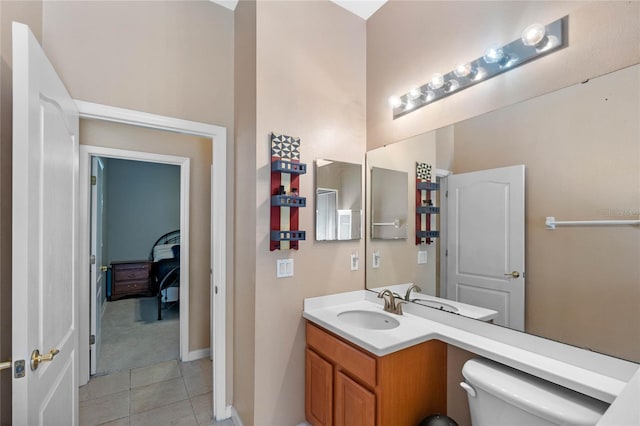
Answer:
top-left (303, 290), bottom-right (639, 422)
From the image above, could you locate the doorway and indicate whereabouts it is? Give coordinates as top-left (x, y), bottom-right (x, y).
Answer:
top-left (91, 156), bottom-right (182, 375)
top-left (76, 102), bottom-right (229, 419)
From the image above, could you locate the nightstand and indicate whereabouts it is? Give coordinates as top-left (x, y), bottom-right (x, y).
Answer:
top-left (109, 260), bottom-right (153, 301)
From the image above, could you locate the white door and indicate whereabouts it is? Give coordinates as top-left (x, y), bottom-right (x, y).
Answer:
top-left (446, 165), bottom-right (525, 330)
top-left (90, 157), bottom-right (105, 375)
top-left (12, 22), bottom-right (79, 425)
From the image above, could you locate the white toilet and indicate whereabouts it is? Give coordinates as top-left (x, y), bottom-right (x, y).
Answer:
top-left (461, 358), bottom-right (610, 426)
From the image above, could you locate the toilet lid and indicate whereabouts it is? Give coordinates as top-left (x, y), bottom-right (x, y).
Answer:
top-left (462, 358), bottom-right (610, 425)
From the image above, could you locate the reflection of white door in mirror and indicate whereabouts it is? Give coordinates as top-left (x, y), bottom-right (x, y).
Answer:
top-left (316, 189), bottom-right (337, 240)
top-left (446, 165), bottom-right (525, 331)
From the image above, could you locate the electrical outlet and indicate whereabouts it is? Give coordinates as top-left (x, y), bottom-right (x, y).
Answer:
top-left (350, 252), bottom-right (359, 271)
top-left (372, 251), bottom-right (380, 269)
top-left (418, 250), bottom-right (427, 264)
top-left (276, 259), bottom-right (294, 278)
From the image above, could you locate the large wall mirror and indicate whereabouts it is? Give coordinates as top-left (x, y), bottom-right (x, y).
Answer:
top-left (366, 64), bottom-right (640, 363)
top-left (315, 159), bottom-right (362, 241)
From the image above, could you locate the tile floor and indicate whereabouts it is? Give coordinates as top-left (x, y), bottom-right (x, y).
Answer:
top-left (79, 359), bottom-right (234, 426)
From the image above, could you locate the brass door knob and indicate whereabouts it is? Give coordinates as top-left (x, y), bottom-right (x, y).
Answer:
top-left (100, 265), bottom-right (108, 272)
top-left (0, 360), bottom-right (11, 371)
top-left (504, 271), bottom-right (520, 278)
top-left (31, 348), bottom-right (59, 370)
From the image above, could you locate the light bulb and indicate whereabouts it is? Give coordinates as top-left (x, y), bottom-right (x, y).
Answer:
top-left (454, 63), bottom-right (472, 78)
top-left (428, 73), bottom-right (445, 90)
top-left (388, 95), bottom-right (402, 109)
top-left (483, 44), bottom-right (504, 64)
top-left (521, 23), bottom-right (547, 47)
top-left (407, 86), bottom-right (422, 100)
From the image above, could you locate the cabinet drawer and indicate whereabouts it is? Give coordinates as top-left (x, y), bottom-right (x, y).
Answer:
top-left (113, 267), bottom-right (150, 282)
top-left (113, 280), bottom-right (148, 295)
top-left (306, 323), bottom-right (376, 388)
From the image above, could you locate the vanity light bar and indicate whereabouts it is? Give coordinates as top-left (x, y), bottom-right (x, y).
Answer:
top-left (390, 17), bottom-right (567, 119)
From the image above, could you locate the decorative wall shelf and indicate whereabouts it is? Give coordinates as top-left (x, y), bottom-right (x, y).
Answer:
top-left (270, 132), bottom-right (306, 251)
top-left (415, 162), bottom-right (439, 245)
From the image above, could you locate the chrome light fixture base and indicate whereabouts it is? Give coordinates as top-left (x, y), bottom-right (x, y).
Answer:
top-left (391, 16), bottom-right (567, 119)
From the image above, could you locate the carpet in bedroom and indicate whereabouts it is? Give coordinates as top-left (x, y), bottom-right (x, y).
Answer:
top-left (97, 297), bottom-right (179, 375)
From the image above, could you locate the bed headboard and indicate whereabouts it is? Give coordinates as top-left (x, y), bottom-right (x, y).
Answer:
top-left (149, 229), bottom-right (180, 260)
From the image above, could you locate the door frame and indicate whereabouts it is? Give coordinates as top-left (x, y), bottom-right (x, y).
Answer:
top-left (75, 101), bottom-right (229, 419)
top-left (81, 146), bottom-right (190, 372)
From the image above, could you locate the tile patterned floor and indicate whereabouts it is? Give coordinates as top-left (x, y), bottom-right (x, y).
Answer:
top-left (80, 359), bottom-right (233, 426)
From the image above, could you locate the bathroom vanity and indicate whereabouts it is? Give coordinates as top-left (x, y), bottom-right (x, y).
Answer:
top-left (306, 322), bottom-right (445, 425)
top-left (303, 290), bottom-right (639, 425)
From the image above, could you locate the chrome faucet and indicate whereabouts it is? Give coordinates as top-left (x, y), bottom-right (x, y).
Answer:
top-left (404, 284), bottom-right (422, 302)
top-left (377, 289), bottom-right (407, 315)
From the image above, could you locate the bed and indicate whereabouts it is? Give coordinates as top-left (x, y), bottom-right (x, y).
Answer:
top-left (150, 229), bottom-right (180, 320)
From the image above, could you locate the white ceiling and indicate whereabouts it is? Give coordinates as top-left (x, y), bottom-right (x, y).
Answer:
top-left (210, 0), bottom-right (388, 20)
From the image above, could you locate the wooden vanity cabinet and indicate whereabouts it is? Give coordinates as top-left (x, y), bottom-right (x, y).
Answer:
top-left (305, 321), bottom-right (446, 426)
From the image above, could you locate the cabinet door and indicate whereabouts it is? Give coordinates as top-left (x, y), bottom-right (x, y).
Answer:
top-left (335, 371), bottom-right (375, 426)
top-left (306, 349), bottom-right (333, 426)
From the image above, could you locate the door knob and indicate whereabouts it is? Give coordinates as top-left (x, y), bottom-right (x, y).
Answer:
top-left (30, 348), bottom-right (59, 370)
top-left (100, 265), bottom-right (108, 272)
top-left (504, 271), bottom-right (520, 278)
top-left (0, 360), bottom-right (10, 371)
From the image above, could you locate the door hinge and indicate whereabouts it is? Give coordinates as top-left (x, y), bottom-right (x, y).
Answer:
top-left (445, 249), bottom-right (448, 256)
top-left (90, 255), bottom-right (96, 265)
top-left (89, 335), bottom-right (96, 345)
top-left (91, 176), bottom-right (96, 185)
top-left (445, 190), bottom-right (449, 197)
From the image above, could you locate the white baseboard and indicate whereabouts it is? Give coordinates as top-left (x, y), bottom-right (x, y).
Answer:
top-left (182, 347), bottom-right (211, 362)
top-left (230, 406), bottom-right (244, 426)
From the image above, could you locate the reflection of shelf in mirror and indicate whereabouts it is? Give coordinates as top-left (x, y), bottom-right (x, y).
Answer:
top-left (271, 159), bottom-right (307, 175)
top-left (416, 230), bottom-right (440, 239)
top-left (270, 230), bottom-right (306, 242)
top-left (416, 206), bottom-right (440, 214)
top-left (416, 181), bottom-right (440, 191)
top-left (271, 195), bottom-right (307, 207)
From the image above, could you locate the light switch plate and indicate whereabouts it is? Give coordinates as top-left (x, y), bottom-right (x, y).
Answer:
top-left (276, 259), bottom-right (294, 278)
top-left (418, 250), bottom-right (427, 264)
top-left (372, 251), bottom-right (380, 269)
top-left (350, 253), bottom-right (359, 271)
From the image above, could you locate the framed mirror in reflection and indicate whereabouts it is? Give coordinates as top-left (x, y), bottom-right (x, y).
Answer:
top-left (366, 64), bottom-right (640, 363)
top-left (315, 159), bottom-right (362, 241)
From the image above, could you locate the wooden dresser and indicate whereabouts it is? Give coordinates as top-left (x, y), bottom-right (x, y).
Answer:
top-left (305, 321), bottom-right (446, 426)
top-left (109, 260), bottom-right (153, 301)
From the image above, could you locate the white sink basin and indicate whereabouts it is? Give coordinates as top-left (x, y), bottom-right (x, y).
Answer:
top-left (337, 310), bottom-right (400, 330)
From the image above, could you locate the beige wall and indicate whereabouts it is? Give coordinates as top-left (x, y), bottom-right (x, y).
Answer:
top-left (367, 1), bottom-right (640, 150)
top-left (233, 0), bottom-right (256, 423)
top-left (452, 65), bottom-right (640, 362)
top-left (252, 1), bottom-right (366, 423)
top-left (366, 132), bottom-right (438, 294)
top-left (39, 0), bottom-right (236, 358)
top-left (80, 119), bottom-right (213, 351)
top-left (0, 2), bottom-right (43, 424)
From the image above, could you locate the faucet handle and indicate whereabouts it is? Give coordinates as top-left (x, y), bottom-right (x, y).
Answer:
top-left (394, 301), bottom-right (408, 315)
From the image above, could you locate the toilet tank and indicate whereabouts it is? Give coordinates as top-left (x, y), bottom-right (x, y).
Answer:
top-left (461, 358), bottom-right (610, 426)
